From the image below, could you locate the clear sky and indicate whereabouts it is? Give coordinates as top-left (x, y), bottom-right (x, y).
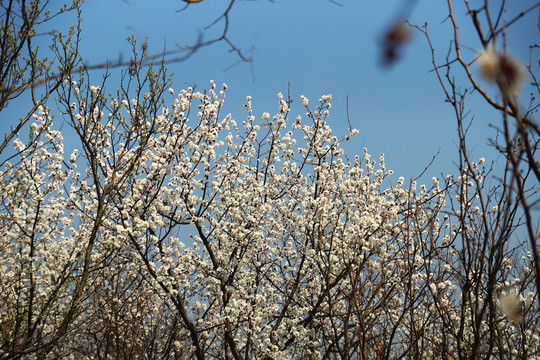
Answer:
top-left (5, 0), bottom-right (539, 182)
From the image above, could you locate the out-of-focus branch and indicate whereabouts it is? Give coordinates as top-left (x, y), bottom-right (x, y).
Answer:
top-left (447, 0), bottom-right (514, 116)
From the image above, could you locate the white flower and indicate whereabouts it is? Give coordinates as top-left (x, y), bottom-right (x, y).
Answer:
top-left (477, 47), bottom-right (500, 82)
top-left (500, 291), bottom-right (524, 323)
top-left (89, 85), bottom-right (101, 95)
top-left (70, 149), bottom-right (78, 162)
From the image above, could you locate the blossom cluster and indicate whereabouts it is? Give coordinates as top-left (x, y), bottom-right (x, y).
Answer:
top-left (0, 80), bottom-right (538, 359)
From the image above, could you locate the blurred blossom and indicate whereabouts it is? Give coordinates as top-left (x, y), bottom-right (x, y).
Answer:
top-left (477, 48), bottom-right (499, 81)
top-left (477, 47), bottom-right (526, 98)
top-left (500, 291), bottom-right (524, 323)
top-left (499, 53), bottom-right (526, 96)
top-left (380, 21), bottom-right (411, 66)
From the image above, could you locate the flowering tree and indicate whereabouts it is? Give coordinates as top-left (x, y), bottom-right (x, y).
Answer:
top-left (0, 0), bottom-right (538, 359)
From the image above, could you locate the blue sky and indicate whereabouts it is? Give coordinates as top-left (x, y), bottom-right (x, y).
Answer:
top-left (6, 0), bottom-right (538, 182)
